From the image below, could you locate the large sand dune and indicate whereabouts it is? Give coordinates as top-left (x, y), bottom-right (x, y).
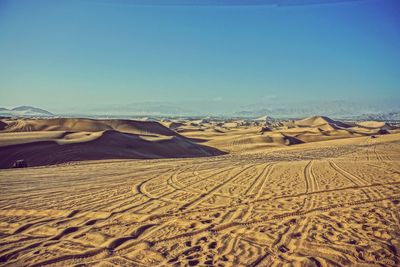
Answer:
top-left (2, 118), bottom-right (181, 136)
top-left (0, 116), bottom-right (399, 266)
top-left (1, 116), bottom-right (396, 168)
top-left (174, 116), bottom-right (398, 153)
top-left (294, 115), bottom-right (351, 128)
top-left (0, 118), bottom-right (224, 168)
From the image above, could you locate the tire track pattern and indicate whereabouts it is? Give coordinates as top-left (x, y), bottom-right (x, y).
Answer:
top-left (0, 137), bottom-right (399, 266)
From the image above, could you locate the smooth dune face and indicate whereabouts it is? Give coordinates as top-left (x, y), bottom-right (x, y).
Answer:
top-left (172, 116), bottom-right (398, 153)
top-left (0, 117), bottom-right (399, 266)
top-left (356, 121), bottom-right (387, 129)
top-left (0, 119), bottom-right (225, 168)
top-left (1, 118), bottom-right (182, 136)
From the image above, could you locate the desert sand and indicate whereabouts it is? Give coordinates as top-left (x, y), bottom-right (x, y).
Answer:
top-left (0, 116), bottom-right (399, 266)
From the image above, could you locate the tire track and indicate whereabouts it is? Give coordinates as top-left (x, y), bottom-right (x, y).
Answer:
top-left (302, 160), bottom-right (319, 211)
top-left (179, 164), bottom-right (257, 211)
top-left (110, 195), bottom-right (400, 261)
top-left (248, 250), bottom-right (271, 267)
top-left (141, 181), bottom-right (400, 225)
top-left (213, 195), bottom-right (400, 230)
top-left (366, 163), bottom-right (400, 176)
top-left (241, 164), bottom-right (274, 221)
top-left (3, 179), bottom-right (398, 267)
top-left (329, 161), bottom-right (384, 199)
top-left (167, 165), bottom-right (240, 197)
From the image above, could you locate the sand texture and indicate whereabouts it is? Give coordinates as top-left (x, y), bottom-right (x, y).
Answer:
top-left (0, 117), bottom-right (399, 266)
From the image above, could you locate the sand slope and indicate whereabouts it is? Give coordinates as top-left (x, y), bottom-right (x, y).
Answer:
top-left (0, 119), bottom-right (225, 168)
top-left (356, 120), bottom-right (387, 129)
top-left (294, 115), bottom-right (351, 128)
top-left (174, 116), bottom-right (396, 153)
top-left (0, 133), bottom-right (399, 266)
top-left (1, 116), bottom-right (396, 168)
top-left (2, 118), bottom-right (181, 136)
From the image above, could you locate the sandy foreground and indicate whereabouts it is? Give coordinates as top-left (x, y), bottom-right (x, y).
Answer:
top-left (0, 118), bottom-right (400, 266)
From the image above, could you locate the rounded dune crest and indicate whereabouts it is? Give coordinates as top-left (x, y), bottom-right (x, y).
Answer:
top-left (356, 121), bottom-right (386, 129)
top-left (295, 116), bottom-right (350, 128)
top-left (0, 119), bottom-right (225, 168)
top-left (2, 118), bottom-right (181, 137)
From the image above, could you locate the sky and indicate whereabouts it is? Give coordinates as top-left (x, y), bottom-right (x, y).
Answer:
top-left (0, 0), bottom-right (399, 114)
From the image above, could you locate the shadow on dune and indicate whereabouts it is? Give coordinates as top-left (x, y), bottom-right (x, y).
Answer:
top-left (186, 137), bottom-right (210, 143)
top-left (0, 130), bottom-right (226, 169)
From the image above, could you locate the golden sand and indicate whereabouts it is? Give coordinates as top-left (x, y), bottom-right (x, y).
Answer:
top-left (0, 117), bottom-right (399, 266)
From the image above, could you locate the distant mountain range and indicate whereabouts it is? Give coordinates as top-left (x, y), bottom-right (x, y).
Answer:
top-left (88, 102), bottom-right (193, 116)
top-left (0, 106), bottom-right (54, 117)
top-left (234, 100), bottom-right (400, 120)
top-left (1, 104), bottom-right (399, 121)
top-left (235, 110), bottom-right (400, 121)
top-left (351, 112), bottom-right (400, 121)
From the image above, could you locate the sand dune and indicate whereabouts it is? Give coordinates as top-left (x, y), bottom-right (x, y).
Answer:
top-left (163, 121), bottom-right (184, 130)
top-left (1, 116), bottom-right (396, 166)
top-left (0, 119), bottom-right (224, 168)
top-left (0, 131), bottom-right (399, 266)
top-left (2, 118), bottom-right (181, 136)
top-left (356, 120), bottom-right (387, 129)
top-left (173, 116), bottom-right (397, 153)
top-left (0, 121), bottom-right (7, 131)
top-left (0, 131), bottom-right (223, 169)
top-left (294, 115), bottom-right (351, 128)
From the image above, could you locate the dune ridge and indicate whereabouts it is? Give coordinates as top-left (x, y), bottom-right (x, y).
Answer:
top-left (0, 119), bottom-right (225, 168)
top-left (2, 118), bottom-right (181, 136)
top-left (171, 115), bottom-right (398, 153)
top-left (294, 115), bottom-right (351, 128)
top-left (0, 116), bottom-right (398, 168)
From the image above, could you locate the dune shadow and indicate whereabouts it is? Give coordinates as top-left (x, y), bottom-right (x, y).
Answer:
top-left (0, 130), bottom-right (226, 169)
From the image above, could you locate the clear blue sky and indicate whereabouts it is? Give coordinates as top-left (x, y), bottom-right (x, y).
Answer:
top-left (0, 0), bottom-right (399, 113)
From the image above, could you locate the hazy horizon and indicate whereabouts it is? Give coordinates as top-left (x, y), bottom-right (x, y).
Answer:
top-left (1, 98), bottom-right (399, 119)
top-left (1, 0), bottom-right (400, 114)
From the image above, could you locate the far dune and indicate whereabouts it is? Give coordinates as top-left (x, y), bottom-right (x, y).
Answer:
top-left (1, 116), bottom-right (397, 168)
top-left (0, 119), bottom-right (225, 168)
top-left (1, 118), bottom-right (181, 136)
top-left (173, 116), bottom-right (398, 153)
top-left (356, 120), bottom-right (387, 129)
